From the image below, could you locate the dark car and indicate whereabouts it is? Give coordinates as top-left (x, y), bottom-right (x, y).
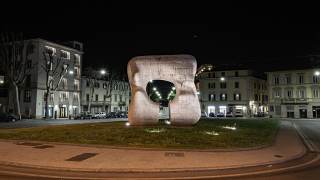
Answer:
top-left (226, 112), bottom-right (233, 117)
top-left (209, 112), bottom-right (215, 117)
top-left (216, 112), bottom-right (225, 117)
top-left (0, 113), bottom-right (18, 122)
top-left (74, 112), bottom-right (93, 120)
top-left (117, 111), bottom-right (128, 118)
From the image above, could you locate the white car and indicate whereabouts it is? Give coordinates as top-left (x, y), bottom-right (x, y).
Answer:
top-left (93, 112), bottom-right (106, 119)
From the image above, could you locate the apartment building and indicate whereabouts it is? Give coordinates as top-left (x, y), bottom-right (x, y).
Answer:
top-left (8, 38), bottom-right (83, 119)
top-left (197, 67), bottom-right (268, 117)
top-left (81, 77), bottom-right (130, 113)
top-left (267, 68), bottom-right (320, 118)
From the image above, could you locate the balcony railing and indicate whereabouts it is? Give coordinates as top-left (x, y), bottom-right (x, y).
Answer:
top-left (81, 100), bottom-right (110, 106)
top-left (280, 98), bottom-right (310, 104)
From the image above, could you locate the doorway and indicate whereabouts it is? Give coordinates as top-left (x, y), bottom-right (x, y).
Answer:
top-left (299, 109), bottom-right (307, 118)
top-left (59, 107), bottom-right (67, 118)
top-left (313, 106), bottom-right (320, 118)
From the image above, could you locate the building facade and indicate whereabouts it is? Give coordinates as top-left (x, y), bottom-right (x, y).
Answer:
top-left (81, 77), bottom-right (130, 113)
top-left (198, 68), bottom-right (268, 117)
top-left (11, 38), bottom-right (83, 119)
top-left (267, 69), bottom-right (320, 118)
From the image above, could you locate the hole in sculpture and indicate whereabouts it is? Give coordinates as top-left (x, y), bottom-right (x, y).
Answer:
top-left (146, 80), bottom-right (176, 123)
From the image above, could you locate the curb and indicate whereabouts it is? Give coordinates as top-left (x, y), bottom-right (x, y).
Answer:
top-left (293, 122), bottom-right (319, 152)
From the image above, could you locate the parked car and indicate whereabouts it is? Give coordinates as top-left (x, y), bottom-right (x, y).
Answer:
top-left (107, 112), bottom-right (119, 118)
top-left (0, 113), bottom-right (18, 122)
top-left (93, 112), bottom-right (107, 119)
top-left (254, 112), bottom-right (267, 117)
top-left (216, 112), bottom-right (225, 117)
top-left (209, 112), bottom-right (215, 117)
top-left (74, 112), bottom-right (93, 120)
top-left (226, 112), bottom-right (233, 117)
top-left (117, 111), bottom-right (128, 118)
top-left (235, 110), bottom-right (244, 117)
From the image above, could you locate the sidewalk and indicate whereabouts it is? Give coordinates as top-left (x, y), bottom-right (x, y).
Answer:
top-left (0, 121), bottom-right (306, 172)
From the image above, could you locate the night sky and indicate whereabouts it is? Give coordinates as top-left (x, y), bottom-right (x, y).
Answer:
top-left (3, 1), bottom-right (320, 72)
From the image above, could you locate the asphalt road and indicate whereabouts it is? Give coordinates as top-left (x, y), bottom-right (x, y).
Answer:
top-left (230, 119), bottom-right (320, 180)
top-left (0, 119), bottom-right (320, 180)
top-left (0, 118), bottom-right (127, 129)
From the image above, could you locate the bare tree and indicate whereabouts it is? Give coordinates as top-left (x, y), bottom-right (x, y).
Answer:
top-left (42, 49), bottom-right (70, 119)
top-left (0, 33), bottom-right (33, 119)
top-left (83, 67), bottom-right (128, 113)
top-left (82, 67), bottom-right (99, 113)
top-left (102, 67), bottom-right (128, 112)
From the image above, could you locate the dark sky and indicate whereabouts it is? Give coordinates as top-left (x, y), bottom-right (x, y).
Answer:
top-left (3, 1), bottom-right (320, 72)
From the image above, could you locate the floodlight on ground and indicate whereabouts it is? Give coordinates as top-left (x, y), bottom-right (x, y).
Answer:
top-left (125, 122), bottom-right (130, 127)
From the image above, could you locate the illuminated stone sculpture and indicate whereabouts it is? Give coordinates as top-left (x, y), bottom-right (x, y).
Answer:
top-left (127, 55), bottom-right (201, 126)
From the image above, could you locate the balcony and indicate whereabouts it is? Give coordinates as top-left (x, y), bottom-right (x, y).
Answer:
top-left (81, 100), bottom-right (110, 106)
top-left (280, 98), bottom-right (309, 105)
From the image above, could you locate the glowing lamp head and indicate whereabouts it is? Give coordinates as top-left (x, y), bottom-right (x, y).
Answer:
top-left (315, 71), bottom-right (320, 76)
top-left (220, 77), bottom-right (225, 81)
top-left (69, 70), bottom-right (74, 75)
top-left (100, 69), bottom-right (106, 75)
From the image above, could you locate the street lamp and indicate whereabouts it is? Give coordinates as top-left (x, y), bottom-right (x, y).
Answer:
top-left (315, 71), bottom-right (320, 76)
top-left (100, 69), bottom-right (106, 75)
top-left (220, 77), bottom-right (225, 81)
top-left (153, 87), bottom-right (157, 91)
top-left (0, 80), bottom-right (3, 84)
top-left (69, 70), bottom-right (74, 75)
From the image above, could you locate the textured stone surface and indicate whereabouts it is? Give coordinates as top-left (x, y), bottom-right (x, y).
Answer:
top-left (127, 55), bottom-right (201, 126)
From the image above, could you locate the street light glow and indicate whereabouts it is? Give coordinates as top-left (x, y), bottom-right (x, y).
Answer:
top-left (220, 77), bottom-right (225, 81)
top-left (69, 70), bottom-right (74, 75)
top-left (100, 69), bottom-right (106, 75)
top-left (0, 80), bottom-right (3, 84)
top-left (153, 87), bottom-right (157, 91)
top-left (315, 71), bottom-right (320, 76)
top-left (172, 87), bottom-right (176, 90)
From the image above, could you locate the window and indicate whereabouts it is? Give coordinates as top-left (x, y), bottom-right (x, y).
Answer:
top-left (208, 94), bottom-right (215, 101)
top-left (120, 95), bottom-right (123, 102)
top-left (45, 46), bottom-right (56, 55)
top-left (95, 94), bottom-right (99, 101)
top-left (255, 94), bottom-right (258, 101)
top-left (94, 82), bottom-right (100, 88)
top-left (61, 78), bottom-right (67, 89)
top-left (25, 75), bottom-right (31, 87)
top-left (104, 95), bottom-right (107, 101)
top-left (313, 75), bottom-right (319, 84)
top-left (313, 89), bottom-right (319, 98)
top-left (60, 92), bottom-right (68, 101)
top-left (285, 74), bottom-right (291, 84)
top-left (74, 80), bottom-right (79, 90)
top-left (254, 82), bottom-right (256, 89)
top-left (220, 93), bottom-right (227, 101)
top-left (273, 89), bottom-right (281, 98)
top-left (74, 54), bottom-right (80, 65)
top-left (235, 71), bottom-right (239, 77)
top-left (86, 81), bottom-right (90, 87)
top-left (258, 84), bottom-right (261, 90)
top-left (74, 67), bottom-right (80, 77)
top-left (298, 89), bottom-right (305, 98)
top-left (103, 83), bottom-right (107, 89)
top-left (221, 72), bottom-right (225, 76)
top-left (234, 93), bottom-right (241, 101)
top-left (287, 89), bottom-right (293, 98)
top-left (299, 74), bottom-right (304, 84)
top-left (26, 60), bottom-right (32, 69)
top-left (274, 76), bottom-right (280, 85)
top-left (24, 90), bottom-right (31, 102)
top-left (234, 82), bottom-right (239, 88)
top-left (114, 94), bottom-right (118, 102)
top-left (208, 73), bottom-right (215, 78)
top-left (220, 82), bottom-right (227, 88)
top-left (60, 50), bottom-right (70, 59)
top-left (86, 94), bottom-right (89, 101)
top-left (208, 82), bottom-right (215, 89)
top-left (73, 93), bottom-right (79, 102)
